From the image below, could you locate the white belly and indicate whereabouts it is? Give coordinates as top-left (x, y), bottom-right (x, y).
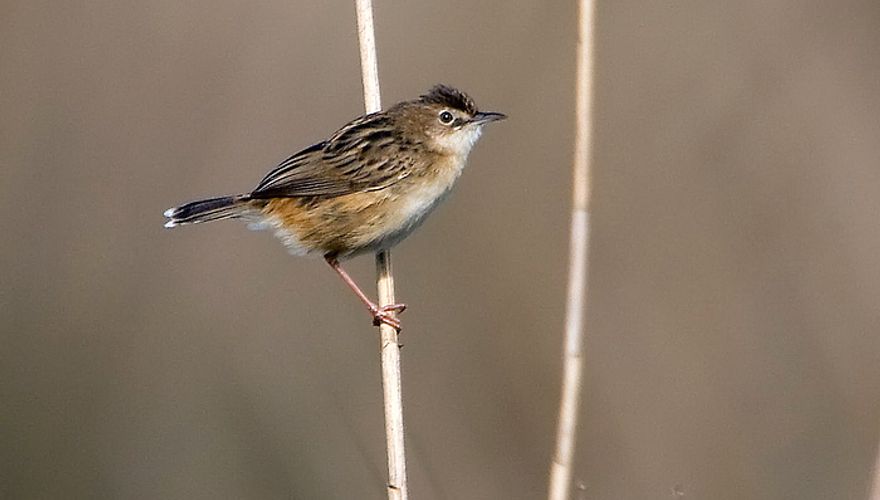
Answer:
top-left (371, 156), bottom-right (466, 251)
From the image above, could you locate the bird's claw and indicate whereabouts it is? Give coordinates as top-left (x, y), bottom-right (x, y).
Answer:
top-left (370, 303), bottom-right (406, 331)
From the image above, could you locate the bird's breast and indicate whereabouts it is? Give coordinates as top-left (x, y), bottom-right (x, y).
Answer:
top-left (396, 155), bottom-right (466, 216)
top-left (371, 154), bottom-right (467, 247)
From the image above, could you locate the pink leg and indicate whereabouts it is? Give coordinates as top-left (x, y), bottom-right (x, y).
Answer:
top-left (325, 256), bottom-right (407, 330)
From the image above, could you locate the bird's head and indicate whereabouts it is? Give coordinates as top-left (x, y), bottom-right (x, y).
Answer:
top-left (392, 84), bottom-right (506, 157)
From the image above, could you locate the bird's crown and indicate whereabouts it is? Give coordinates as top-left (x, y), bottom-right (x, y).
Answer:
top-left (419, 85), bottom-right (477, 115)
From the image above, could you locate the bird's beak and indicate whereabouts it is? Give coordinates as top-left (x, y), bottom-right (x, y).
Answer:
top-left (472, 111), bottom-right (507, 125)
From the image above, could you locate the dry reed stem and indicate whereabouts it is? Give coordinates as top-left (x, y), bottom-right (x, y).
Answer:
top-left (870, 444), bottom-right (880, 500)
top-left (354, 1), bottom-right (408, 499)
top-left (548, 0), bottom-right (596, 499)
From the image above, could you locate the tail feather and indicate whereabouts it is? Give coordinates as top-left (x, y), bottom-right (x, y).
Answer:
top-left (164, 195), bottom-right (252, 228)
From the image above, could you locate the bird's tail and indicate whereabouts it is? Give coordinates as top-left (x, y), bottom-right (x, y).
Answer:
top-left (163, 195), bottom-right (254, 228)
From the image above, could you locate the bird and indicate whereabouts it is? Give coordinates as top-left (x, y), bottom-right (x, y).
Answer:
top-left (164, 84), bottom-right (505, 330)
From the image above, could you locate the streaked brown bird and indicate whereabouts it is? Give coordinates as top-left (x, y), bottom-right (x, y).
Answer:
top-left (164, 85), bottom-right (505, 330)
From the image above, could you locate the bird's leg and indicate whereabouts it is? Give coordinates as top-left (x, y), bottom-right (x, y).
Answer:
top-left (325, 256), bottom-right (407, 330)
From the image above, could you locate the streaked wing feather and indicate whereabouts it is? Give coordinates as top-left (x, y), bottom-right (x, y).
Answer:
top-left (250, 113), bottom-right (411, 199)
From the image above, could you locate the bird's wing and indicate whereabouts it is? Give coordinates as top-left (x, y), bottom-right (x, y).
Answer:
top-left (250, 113), bottom-right (414, 199)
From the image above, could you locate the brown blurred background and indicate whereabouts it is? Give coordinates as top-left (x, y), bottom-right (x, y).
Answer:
top-left (2, 1), bottom-right (879, 499)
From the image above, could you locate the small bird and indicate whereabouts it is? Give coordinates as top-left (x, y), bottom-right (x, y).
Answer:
top-left (164, 85), bottom-right (505, 330)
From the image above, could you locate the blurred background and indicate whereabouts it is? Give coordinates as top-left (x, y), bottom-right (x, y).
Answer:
top-left (2, 1), bottom-right (879, 498)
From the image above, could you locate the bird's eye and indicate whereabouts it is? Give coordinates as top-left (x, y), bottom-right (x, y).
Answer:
top-left (439, 110), bottom-right (454, 125)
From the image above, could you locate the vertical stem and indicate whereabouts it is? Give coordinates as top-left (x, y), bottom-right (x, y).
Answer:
top-left (375, 250), bottom-right (406, 499)
top-left (354, 1), bottom-right (408, 499)
top-left (870, 443), bottom-right (880, 500)
top-left (548, 0), bottom-right (596, 499)
top-left (355, 0), bottom-right (381, 113)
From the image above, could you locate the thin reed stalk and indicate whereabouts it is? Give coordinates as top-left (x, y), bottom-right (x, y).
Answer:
top-left (354, 1), bottom-right (409, 499)
top-left (548, 0), bottom-right (596, 499)
top-left (870, 444), bottom-right (880, 500)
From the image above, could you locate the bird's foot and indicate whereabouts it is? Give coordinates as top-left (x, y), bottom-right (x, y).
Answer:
top-left (369, 303), bottom-right (407, 331)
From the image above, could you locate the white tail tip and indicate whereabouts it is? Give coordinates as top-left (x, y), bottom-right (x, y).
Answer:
top-left (163, 207), bottom-right (175, 217)
top-left (164, 220), bottom-right (177, 228)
